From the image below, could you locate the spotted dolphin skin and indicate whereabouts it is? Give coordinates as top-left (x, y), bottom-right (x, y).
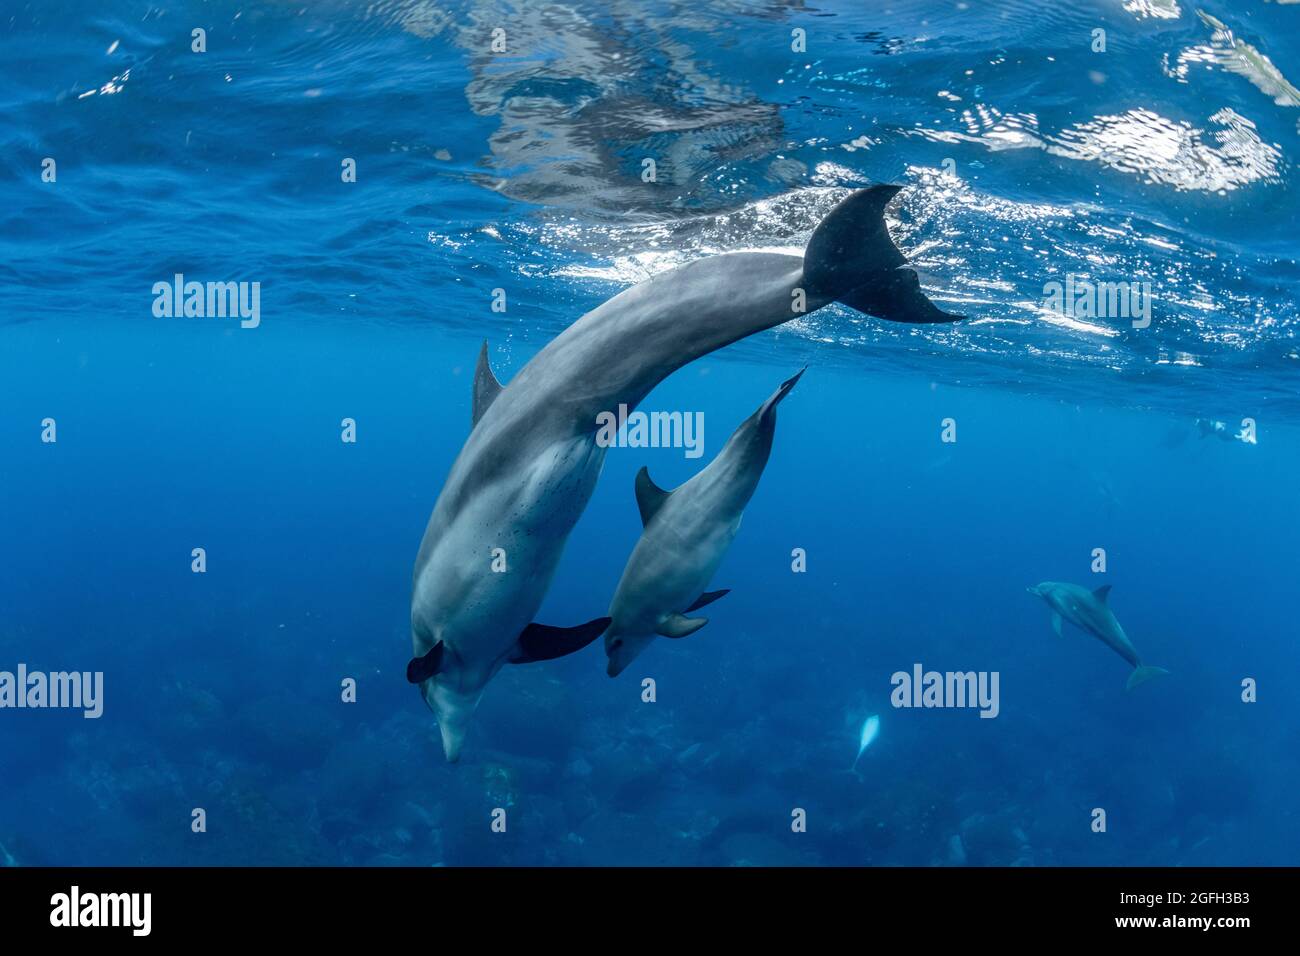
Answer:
top-left (409, 185), bottom-right (964, 761)
top-left (1027, 582), bottom-right (1168, 690)
top-left (603, 369), bottom-right (803, 677)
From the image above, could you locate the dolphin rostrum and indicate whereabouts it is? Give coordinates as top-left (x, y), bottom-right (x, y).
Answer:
top-left (604, 369), bottom-right (803, 677)
top-left (409, 185), bottom-right (963, 760)
top-left (1026, 582), bottom-right (1168, 691)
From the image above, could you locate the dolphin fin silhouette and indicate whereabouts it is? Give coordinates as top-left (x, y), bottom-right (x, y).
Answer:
top-left (686, 589), bottom-right (730, 612)
top-left (406, 641), bottom-right (446, 684)
top-left (802, 184), bottom-right (964, 323)
top-left (509, 616), bottom-right (611, 664)
top-left (634, 467), bottom-right (673, 526)
top-left (472, 340), bottom-right (504, 427)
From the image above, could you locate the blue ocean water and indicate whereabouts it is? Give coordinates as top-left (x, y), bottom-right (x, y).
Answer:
top-left (1, 0), bottom-right (1297, 866)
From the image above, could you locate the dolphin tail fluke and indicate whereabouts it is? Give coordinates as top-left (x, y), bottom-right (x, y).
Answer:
top-left (802, 184), bottom-right (964, 324)
top-left (1126, 664), bottom-right (1169, 691)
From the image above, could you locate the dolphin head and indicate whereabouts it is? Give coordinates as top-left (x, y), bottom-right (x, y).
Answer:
top-left (605, 631), bottom-right (653, 678)
top-left (605, 635), bottom-right (632, 678)
top-left (420, 676), bottom-right (481, 763)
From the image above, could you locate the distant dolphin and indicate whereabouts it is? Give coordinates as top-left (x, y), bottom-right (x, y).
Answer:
top-left (1197, 418), bottom-right (1254, 444)
top-left (1197, 418), bottom-right (1233, 441)
top-left (1026, 582), bottom-right (1168, 690)
top-left (603, 370), bottom-right (803, 676)
top-left (852, 714), bottom-right (880, 770)
top-left (410, 185), bottom-right (963, 760)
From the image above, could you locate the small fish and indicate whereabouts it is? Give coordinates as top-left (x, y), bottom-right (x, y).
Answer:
top-left (852, 714), bottom-right (880, 769)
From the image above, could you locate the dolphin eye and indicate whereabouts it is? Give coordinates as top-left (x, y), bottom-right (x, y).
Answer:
top-left (611, 639), bottom-right (623, 649)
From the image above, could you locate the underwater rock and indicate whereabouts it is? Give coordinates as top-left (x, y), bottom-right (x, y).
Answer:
top-left (482, 763), bottom-right (519, 810)
top-left (695, 738), bottom-right (762, 795)
top-left (235, 694), bottom-right (341, 771)
top-left (72, 741), bottom-right (185, 820)
top-left (567, 810), bottom-right (701, 866)
top-left (318, 730), bottom-right (403, 810)
top-left (719, 832), bottom-right (819, 867)
top-left (209, 776), bottom-right (333, 866)
top-left (958, 811), bottom-right (1030, 866)
top-left (584, 739), bottom-right (676, 811)
top-left (149, 681), bottom-right (226, 742)
top-left (564, 755), bottom-right (593, 779)
top-left (946, 833), bottom-right (968, 866)
top-left (476, 673), bottom-right (582, 759)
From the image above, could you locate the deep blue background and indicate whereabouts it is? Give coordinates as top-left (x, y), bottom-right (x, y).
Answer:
top-left (1, 0), bottom-right (1296, 865)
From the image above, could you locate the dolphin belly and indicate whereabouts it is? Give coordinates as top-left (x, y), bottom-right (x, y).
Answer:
top-left (611, 535), bottom-right (725, 627)
top-left (412, 434), bottom-right (606, 758)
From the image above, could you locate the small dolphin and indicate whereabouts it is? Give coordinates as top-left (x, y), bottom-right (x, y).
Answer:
top-left (604, 369), bottom-right (804, 677)
top-left (1197, 418), bottom-right (1233, 441)
top-left (853, 714), bottom-right (880, 769)
top-left (1026, 582), bottom-right (1168, 690)
top-left (1197, 418), bottom-right (1254, 444)
top-left (411, 185), bottom-right (962, 760)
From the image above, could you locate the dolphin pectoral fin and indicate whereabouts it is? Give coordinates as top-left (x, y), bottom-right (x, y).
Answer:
top-left (802, 184), bottom-right (964, 323)
top-left (406, 641), bottom-right (446, 683)
top-left (1093, 584), bottom-right (1112, 603)
top-left (471, 340), bottom-right (504, 427)
top-left (1126, 664), bottom-right (1169, 691)
top-left (1051, 613), bottom-right (1063, 638)
top-left (634, 466), bottom-right (673, 526)
top-left (657, 614), bottom-right (708, 639)
top-left (686, 589), bottom-right (730, 612)
top-left (508, 616), bottom-right (611, 664)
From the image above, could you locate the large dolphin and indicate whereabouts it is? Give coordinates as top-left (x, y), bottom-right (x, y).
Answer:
top-left (409, 185), bottom-right (963, 760)
top-left (603, 369), bottom-right (803, 677)
top-left (1026, 582), bottom-right (1168, 690)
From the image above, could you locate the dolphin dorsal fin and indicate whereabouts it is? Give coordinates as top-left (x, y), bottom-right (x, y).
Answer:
top-left (1093, 584), bottom-right (1112, 603)
top-left (634, 466), bottom-right (672, 526)
top-left (472, 340), bottom-right (504, 427)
